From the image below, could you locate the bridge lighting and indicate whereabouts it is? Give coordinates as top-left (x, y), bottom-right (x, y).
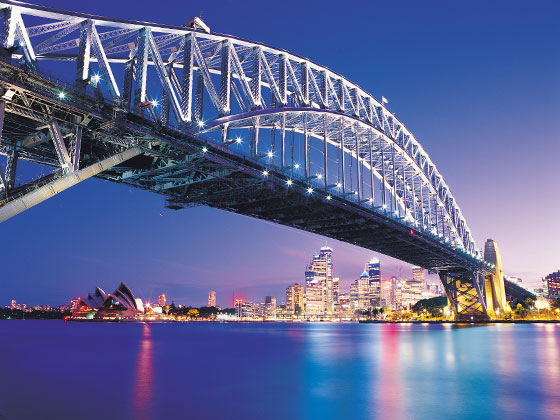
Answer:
top-left (235, 137), bottom-right (242, 144)
top-left (202, 147), bottom-right (208, 153)
top-left (58, 91), bottom-right (66, 99)
top-left (151, 99), bottom-right (159, 107)
top-left (307, 187), bottom-right (313, 194)
top-left (197, 120), bottom-right (205, 128)
top-left (286, 179), bottom-right (293, 186)
top-left (382, 204), bottom-right (387, 209)
top-left (267, 151), bottom-right (274, 158)
top-left (336, 182), bottom-right (342, 189)
top-left (369, 198), bottom-right (374, 203)
top-left (294, 163), bottom-right (300, 169)
top-left (317, 174), bottom-right (322, 179)
top-left (262, 170), bottom-right (269, 176)
top-left (326, 195), bottom-right (332, 200)
top-left (91, 74), bottom-right (101, 84)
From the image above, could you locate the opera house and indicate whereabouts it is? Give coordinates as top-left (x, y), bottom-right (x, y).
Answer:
top-left (73, 282), bottom-right (145, 321)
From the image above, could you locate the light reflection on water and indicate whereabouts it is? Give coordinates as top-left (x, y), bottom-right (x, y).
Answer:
top-left (0, 321), bottom-right (559, 420)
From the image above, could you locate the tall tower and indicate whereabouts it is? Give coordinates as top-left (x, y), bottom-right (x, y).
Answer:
top-left (484, 239), bottom-right (510, 315)
top-left (412, 267), bottom-right (426, 290)
top-left (208, 290), bottom-right (216, 307)
top-left (304, 247), bottom-right (334, 315)
top-left (368, 258), bottom-right (381, 308)
top-left (286, 284), bottom-right (304, 315)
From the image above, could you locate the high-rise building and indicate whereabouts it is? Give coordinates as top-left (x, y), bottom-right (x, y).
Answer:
top-left (399, 277), bottom-right (426, 309)
top-left (158, 294), bottom-right (167, 307)
top-left (286, 284), bottom-right (304, 315)
top-left (412, 267), bottom-right (426, 291)
top-left (333, 277), bottom-right (340, 311)
top-left (357, 271), bottom-right (370, 311)
top-left (544, 270), bottom-right (560, 299)
top-left (350, 282), bottom-right (359, 312)
top-left (235, 299), bottom-right (255, 318)
top-left (367, 258), bottom-right (381, 308)
top-left (380, 280), bottom-right (393, 308)
top-left (305, 247), bottom-right (334, 315)
top-left (10, 299), bottom-right (16, 309)
top-left (208, 290), bottom-right (216, 307)
top-left (264, 296), bottom-right (277, 318)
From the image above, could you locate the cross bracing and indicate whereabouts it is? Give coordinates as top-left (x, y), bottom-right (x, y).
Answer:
top-left (0, 1), bottom-right (502, 320)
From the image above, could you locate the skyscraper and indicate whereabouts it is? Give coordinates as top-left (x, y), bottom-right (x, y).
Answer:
top-left (368, 258), bottom-right (381, 308)
top-left (264, 296), bottom-right (277, 318)
top-left (208, 290), bottom-right (216, 307)
top-left (158, 294), bottom-right (167, 307)
top-left (305, 247), bottom-right (334, 315)
top-left (412, 267), bottom-right (426, 290)
top-left (357, 271), bottom-right (370, 311)
top-left (286, 284), bottom-right (304, 315)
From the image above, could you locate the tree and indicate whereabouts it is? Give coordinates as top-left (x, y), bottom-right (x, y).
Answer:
top-left (187, 308), bottom-right (199, 318)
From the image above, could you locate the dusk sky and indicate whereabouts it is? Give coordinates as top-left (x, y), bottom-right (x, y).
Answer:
top-left (2, 0), bottom-right (559, 307)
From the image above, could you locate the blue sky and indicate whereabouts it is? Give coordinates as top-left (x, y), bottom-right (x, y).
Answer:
top-left (2, 0), bottom-right (559, 307)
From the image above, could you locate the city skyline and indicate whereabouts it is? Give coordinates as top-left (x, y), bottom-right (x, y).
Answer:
top-left (1, 0), bottom-right (559, 308)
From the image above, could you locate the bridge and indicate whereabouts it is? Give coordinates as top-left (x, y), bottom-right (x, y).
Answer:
top-left (0, 1), bottom-right (530, 320)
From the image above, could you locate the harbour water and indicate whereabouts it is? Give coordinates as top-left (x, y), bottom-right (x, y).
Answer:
top-left (0, 321), bottom-right (559, 419)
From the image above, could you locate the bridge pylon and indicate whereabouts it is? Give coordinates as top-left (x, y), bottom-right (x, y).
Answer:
top-left (483, 239), bottom-right (511, 317)
top-left (440, 270), bottom-right (489, 321)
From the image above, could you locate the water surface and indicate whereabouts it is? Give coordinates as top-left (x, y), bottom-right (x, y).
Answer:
top-left (0, 321), bottom-right (558, 419)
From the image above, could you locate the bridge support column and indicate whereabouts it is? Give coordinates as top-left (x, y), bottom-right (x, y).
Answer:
top-left (440, 271), bottom-right (489, 321)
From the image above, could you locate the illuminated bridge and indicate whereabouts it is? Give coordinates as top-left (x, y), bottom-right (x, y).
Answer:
top-left (0, 1), bottom-right (528, 320)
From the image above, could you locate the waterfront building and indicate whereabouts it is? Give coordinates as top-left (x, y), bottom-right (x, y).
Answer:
top-left (338, 292), bottom-right (351, 313)
top-left (286, 283), bottom-right (304, 315)
top-left (75, 283), bottom-right (143, 320)
top-left (234, 299), bottom-right (255, 319)
top-left (208, 290), bottom-right (216, 307)
top-left (543, 270), bottom-right (560, 299)
top-left (305, 247), bottom-right (334, 315)
top-left (158, 294), bottom-right (167, 307)
top-left (10, 300), bottom-right (16, 309)
top-left (264, 296), bottom-right (277, 318)
top-left (368, 258), bottom-right (381, 308)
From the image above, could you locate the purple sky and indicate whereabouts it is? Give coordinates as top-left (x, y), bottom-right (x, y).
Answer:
top-left (2, 0), bottom-right (559, 307)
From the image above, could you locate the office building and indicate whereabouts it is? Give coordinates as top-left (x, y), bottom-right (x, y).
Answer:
top-left (286, 284), bottom-right (304, 315)
top-left (544, 270), bottom-right (560, 299)
top-left (208, 290), bottom-right (216, 307)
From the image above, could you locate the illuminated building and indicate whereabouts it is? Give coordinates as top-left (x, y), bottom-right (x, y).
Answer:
top-left (305, 247), bottom-right (334, 315)
top-left (10, 299), bottom-right (16, 309)
top-left (350, 283), bottom-right (359, 312)
top-left (264, 296), bottom-right (277, 318)
top-left (544, 269), bottom-right (560, 299)
top-left (412, 266), bottom-right (426, 290)
top-left (208, 290), bottom-right (216, 307)
top-left (158, 294), bottom-right (167, 307)
top-left (333, 277), bottom-right (340, 310)
top-left (76, 283), bottom-right (143, 320)
top-left (399, 277), bottom-right (425, 309)
top-left (234, 299), bottom-right (255, 318)
top-left (338, 292), bottom-right (351, 313)
top-left (357, 271), bottom-right (370, 311)
top-left (380, 280), bottom-right (393, 308)
top-left (286, 284), bottom-right (304, 315)
top-left (368, 258), bottom-right (381, 308)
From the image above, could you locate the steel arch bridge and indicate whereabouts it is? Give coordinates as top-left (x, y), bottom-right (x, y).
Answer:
top-left (0, 1), bottom-right (518, 320)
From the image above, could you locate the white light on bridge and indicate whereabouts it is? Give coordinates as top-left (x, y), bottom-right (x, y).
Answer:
top-left (307, 187), bottom-right (313, 194)
top-left (382, 204), bottom-right (387, 209)
top-left (326, 195), bottom-right (332, 200)
top-left (58, 91), bottom-right (66, 99)
top-left (235, 137), bottom-right (242, 144)
top-left (198, 120), bottom-right (205, 128)
top-left (267, 151), bottom-right (274, 158)
top-left (317, 174), bottom-right (323, 179)
top-left (336, 183), bottom-right (342, 188)
top-left (286, 179), bottom-right (293, 186)
top-left (151, 99), bottom-right (159, 107)
top-left (263, 170), bottom-right (269, 176)
top-left (294, 163), bottom-right (300, 169)
top-left (91, 74), bottom-right (101, 84)
top-left (202, 147), bottom-right (208, 153)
